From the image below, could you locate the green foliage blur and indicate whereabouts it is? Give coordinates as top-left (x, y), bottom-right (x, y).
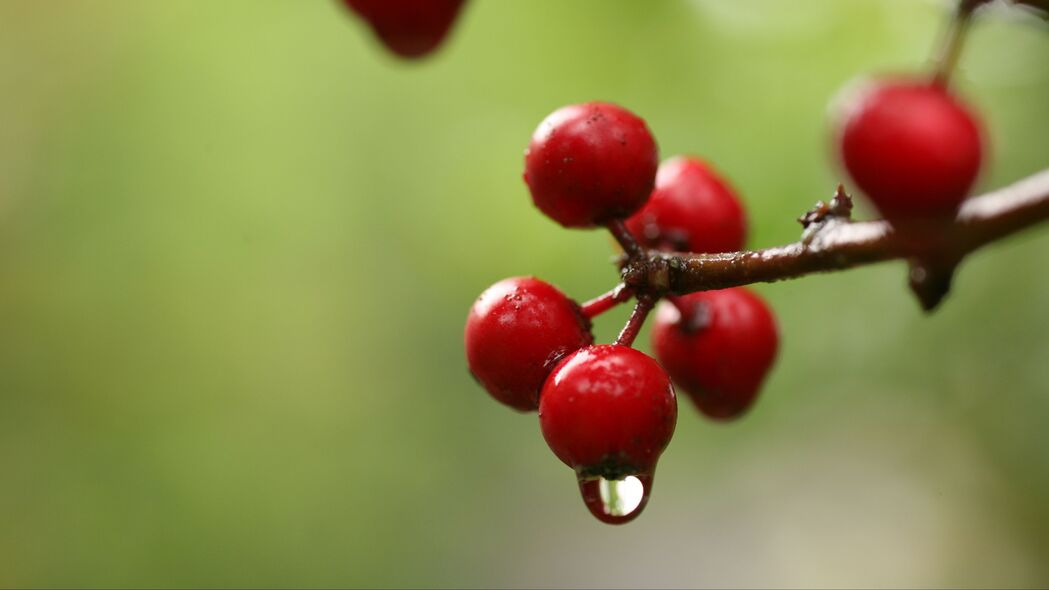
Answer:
top-left (2, 1), bottom-right (1049, 587)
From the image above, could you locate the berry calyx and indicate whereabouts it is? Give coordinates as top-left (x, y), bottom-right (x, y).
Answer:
top-left (465, 277), bottom-right (592, 412)
top-left (626, 156), bottom-right (747, 253)
top-left (342, 0), bottom-right (466, 59)
top-left (524, 102), bottom-right (659, 229)
top-left (835, 78), bottom-right (984, 223)
top-left (651, 289), bottom-right (778, 421)
top-left (539, 345), bottom-right (676, 524)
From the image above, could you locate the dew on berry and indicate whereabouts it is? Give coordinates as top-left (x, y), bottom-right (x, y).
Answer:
top-left (577, 473), bottom-right (652, 525)
top-left (539, 345), bottom-right (675, 523)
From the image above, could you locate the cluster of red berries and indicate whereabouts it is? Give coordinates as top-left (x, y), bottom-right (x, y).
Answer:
top-left (339, 0), bottom-right (987, 525)
top-left (465, 102), bottom-right (779, 524)
top-left (465, 81), bottom-right (984, 524)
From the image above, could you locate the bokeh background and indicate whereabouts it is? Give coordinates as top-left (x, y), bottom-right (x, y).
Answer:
top-left (2, 0), bottom-right (1049, 587)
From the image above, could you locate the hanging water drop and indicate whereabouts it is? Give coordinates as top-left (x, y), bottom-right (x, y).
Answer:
top-left (576, 472), bottom-right (653, 525)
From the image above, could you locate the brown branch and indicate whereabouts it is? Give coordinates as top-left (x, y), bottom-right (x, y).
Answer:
top-left (639, 168), bottom-right (1049, 307)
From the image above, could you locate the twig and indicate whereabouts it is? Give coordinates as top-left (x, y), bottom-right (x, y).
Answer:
top-left (642, 168), bottom-right (1049, 308)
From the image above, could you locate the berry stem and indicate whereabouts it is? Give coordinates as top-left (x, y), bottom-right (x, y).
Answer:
top-left (615, 296), bottom-right (655, 348)
top-left (580, 284), bottom-right (635, 319)
top-left (932, 0), bottom-right (980, 87)
top-left (607, 219), bottom-right (646, 259)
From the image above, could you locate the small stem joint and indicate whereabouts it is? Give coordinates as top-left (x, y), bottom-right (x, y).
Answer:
top-left (620, 254), bottom-right (672, 299)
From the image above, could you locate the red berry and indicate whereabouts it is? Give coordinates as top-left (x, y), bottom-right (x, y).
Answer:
top-left (836, 79), bottom-right (983, 222)
top-left (465, 277), bottom-right (592, 412)
top-left (343, 0), bottom-right (466, 59)
top-left (524, 102), bottom-right (659, 228)
top-left (651, 288), bottom-right (778, 421)
top-left (625, 156), bottom-right (747, 253)
top-left (540, 345), bottom-right (676, 524)
top-left (540, 345), bottom-right (676, 478)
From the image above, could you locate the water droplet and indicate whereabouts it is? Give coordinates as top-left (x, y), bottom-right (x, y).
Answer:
top-left (576, 472), bottom-right (652, 525)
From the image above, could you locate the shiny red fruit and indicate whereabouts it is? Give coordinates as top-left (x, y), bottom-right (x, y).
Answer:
top-left (836, 79), bottom-right (983, 222)
top-left (651, 288), bottom-right (778, 421)
top-left (539, 345), bottom-right (676, 477)
top-left (343, 0), bottom-right (466, 59)
top-left (524, 102), bottom-right (659, 228)
top-left (625, 156), bottom-right (747, 253)
top-left (465, 277), bottom-right (593, 412)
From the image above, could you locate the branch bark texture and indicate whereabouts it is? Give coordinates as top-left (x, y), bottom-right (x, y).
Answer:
top-left (634, 168), bottom-right (1049, 299)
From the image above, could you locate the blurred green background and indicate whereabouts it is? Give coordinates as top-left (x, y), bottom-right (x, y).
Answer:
top-left (2, 0), bottom-right (1048, 587)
